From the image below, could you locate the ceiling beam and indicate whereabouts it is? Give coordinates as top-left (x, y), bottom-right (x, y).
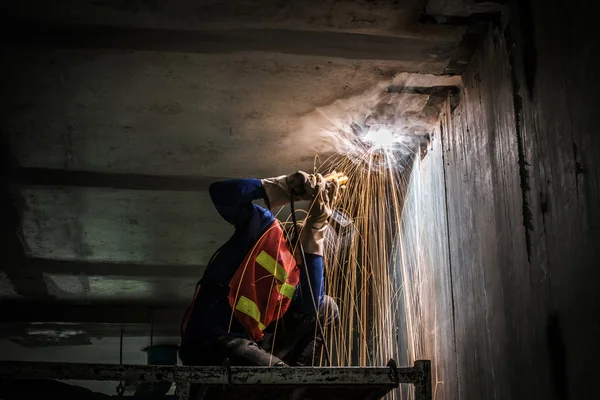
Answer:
top-left (10, 168), bottom-right (228, 191)
top-left (443, 20), bottom-right (491, 75)
top-left (0, 301), bottom-right (185, 326)
top-left (0, 322), bottom-right (180, 340)
top-left (384, 85), bottom-right (458, 95)
top-left (22, 258), bottom-right (205, 278)
top-left (4, 21), bottom-right (458, 64)
top-left (0, 302), bottom-right (184, 339)
top-left (418, 12), bottom-right (502, 75)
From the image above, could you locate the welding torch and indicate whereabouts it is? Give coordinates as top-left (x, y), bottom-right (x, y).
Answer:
top-left (324, 171), bottom-right (349, 187)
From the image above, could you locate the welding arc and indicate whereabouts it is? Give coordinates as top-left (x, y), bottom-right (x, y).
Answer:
top-left (290, 189), bottom-right (332, 366)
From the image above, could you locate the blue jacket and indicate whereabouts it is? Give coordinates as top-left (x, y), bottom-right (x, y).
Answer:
top-left (181, 178), bottom-right (324, 344)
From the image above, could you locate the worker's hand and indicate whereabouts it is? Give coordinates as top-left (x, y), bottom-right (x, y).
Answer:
top-left (286, 171), bottom-right (312, 200)
top-left (300, 174), bottom-right (340, 256)
top-left (313, 175), bottom-right (341, 220)
top-left (262, 170), bottom-right (345, 211)
top-left (261, 171), bottom-right (314, 209)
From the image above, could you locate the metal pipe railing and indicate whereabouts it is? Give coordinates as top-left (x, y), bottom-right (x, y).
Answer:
top-left (0, 359), bottom-right (432, 400)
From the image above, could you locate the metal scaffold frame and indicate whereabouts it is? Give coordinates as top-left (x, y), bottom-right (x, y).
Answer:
top-left (0, 359), bottom-right (432, 400)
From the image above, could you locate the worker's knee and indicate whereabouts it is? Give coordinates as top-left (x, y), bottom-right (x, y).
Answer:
top-left (180, 336), bottom-right (287, 367)
top-left (216, 336), bottom-right (287, 366)
top-left (319, 295), bottom-right (339, 328)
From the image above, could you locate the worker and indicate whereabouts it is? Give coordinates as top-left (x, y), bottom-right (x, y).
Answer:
top-left (180, 171), bottom-right (343, 367)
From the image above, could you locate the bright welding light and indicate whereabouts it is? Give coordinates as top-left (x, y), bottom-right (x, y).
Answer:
top-left (361, 127), bottom-right (398, 149)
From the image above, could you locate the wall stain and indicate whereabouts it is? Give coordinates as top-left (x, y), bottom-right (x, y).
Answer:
top-left (546, 312), bottom-right (569, 400)
top-left (148, 102), bottom-right (183, 117)
top-left (571, 140), bottom-right (586, 195)
top-left (62, 124), bottom-right (74, 169)
top-left (517, 0), bottom-right (538, 100)
top-left (505, 26), bottom-right (533, 262)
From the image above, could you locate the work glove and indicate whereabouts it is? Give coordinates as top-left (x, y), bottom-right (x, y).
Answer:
top-left (261, 171), bottom-right (313, 209)
top-left (286, 171), bottom-right (322, 200)
top-left (300, 174), bottom-right (340, 256)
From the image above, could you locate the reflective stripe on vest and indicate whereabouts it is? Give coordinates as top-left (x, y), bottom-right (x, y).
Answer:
top-left (256, 250), bottom-right (288, 282)
top-left (235, 296), bottom-right (266, 331)
top-left (278, 283), bottom-right (296, 299)
top-left (255, 250), bottom-right (296, 299)
top-left (228, 220), bottom-right (300, 341)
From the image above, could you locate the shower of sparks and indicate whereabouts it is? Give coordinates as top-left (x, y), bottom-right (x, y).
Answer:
top-left (306, 119), bottom-right (429, 400)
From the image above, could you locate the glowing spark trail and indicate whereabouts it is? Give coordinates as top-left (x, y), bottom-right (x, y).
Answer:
top-left (284, 76), bottom-right (451, 398)
top-left (306, 95), bottom-right (431, 399)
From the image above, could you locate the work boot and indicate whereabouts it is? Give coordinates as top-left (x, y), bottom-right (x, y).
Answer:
top-left (216, 336), bottom-right (288, 366)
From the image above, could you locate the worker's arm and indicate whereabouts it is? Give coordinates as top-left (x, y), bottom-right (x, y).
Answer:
top-left (292, 174), bottom-right (340, 314)
top-left (291, 253), bottom-right (325, 314)
top-left (261, 171), bottom-right (316, 210)
top-left (209, 179), bottom-right (268, 228)
top-left (209, 173), bottom-right (311, 228)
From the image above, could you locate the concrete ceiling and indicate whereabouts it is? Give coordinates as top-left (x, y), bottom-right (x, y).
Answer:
top-left (1, 0), bottom-right (496, 349)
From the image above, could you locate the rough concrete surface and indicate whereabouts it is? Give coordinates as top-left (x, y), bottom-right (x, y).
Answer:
top-left (1, 49), bottom-right (449, 178)
top-left (2, 0), bottom-right (463, 39)
top-left (427, 0), bottom-right (504, 17)
top-left (504, 0), bottom-right (600, 398)
top-left (434, 2), bottom-right (600, 397)
top-left (0, 272), bottom-right (20, 299)
top-left (43, 274), bottom-right (197, 303)
top-left (397, 123), bottom-right (456, 399)
top-left (17, 186), bottom-right (229, 265)
top-left (441, 28), bottom-right (525, 399)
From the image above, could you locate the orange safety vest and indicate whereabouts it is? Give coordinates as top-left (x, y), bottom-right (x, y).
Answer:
top-left (227, 220), bottom-right (300, 342)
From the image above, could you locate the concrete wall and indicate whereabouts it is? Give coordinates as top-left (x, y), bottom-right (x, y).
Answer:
top-left (1, 48), bottom-right (402, 178)
top-left (1, 0), bottom-right (433, 37)
top-left (432, 2), bottom-right (600, 397)
top-left (397, 123), bottom-right (457, 399)
top-left (504, 0), bottom-right (600, 397)
top-left (442, 27), bottom-right (528, 399)
top-left (397, 25), bottom-right (529, 400)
